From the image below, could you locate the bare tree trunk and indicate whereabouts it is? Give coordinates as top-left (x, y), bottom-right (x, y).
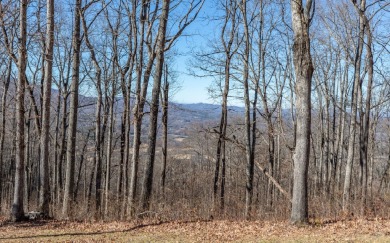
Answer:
top-left (53, 88), bottom-right (61, 208)
top-left (250, 71), bottom-right (259, 212)
top-left (104, 81), bottom-right (115, 218)
top-left (140, 0), bottom-right (170, 211)
top-left (39, 0), bottom-right (54, 217)
top-left (160, 64), bottom-right (169, 195)
top-left (24, 108), bottom-right (31, 212)
top-left (120, 74), bottom-right (132, 217)
top-left (22, 78), bottom-right (41, 139)
top-left (212, 0), bottom-right (236, 216)
top-left (368, 110), bottom-right (380, 201)
top-left (128, 0), bottom-right (150, 215)
top-left (11, 0), bottom-right (28, 222)
top-left (324, 95), bottom-right (330, 193)
top-left (118, 67), bottom-right (133, 218)
top-left (0, 57), bottom-right (12, 209)
top-left (104, 5), bottom-right (134, 216)
top-left (55, 30), bottom-right (72, 205)
top-left (57, 92), bottom-right (68, 204)
top-left (80, 10), bottom-right (103, 218)
top-left (290, 0), bottom-right (314, 224)
top-left (240, 0), bottom-right (253, 219)
top-left (254, 1), bottom-right (283, 206)
top-left (74, 131), bottom-right (90, 200)
top-left (62, 0), bottom-right (81, 219)
top-left (94, 92), bottom-right (103, 217)
top-left (93, 121), bottom-right (102, 206)
top-left (220, 131), bottom-right (226, 213)
top-left (358, 5), bottom-right (373, 214)
top-left (343, 0), bottom-right (365, 213)
top-left (336, 64), bottom-right (348, 192)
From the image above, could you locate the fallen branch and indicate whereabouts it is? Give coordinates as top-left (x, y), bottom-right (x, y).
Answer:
top-left (206, 128), bottom-right (292, 202)
top-left (254, 161), bottom-right (292, 203)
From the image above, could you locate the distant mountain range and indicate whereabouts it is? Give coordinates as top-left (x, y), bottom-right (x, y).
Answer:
top-left (0, 83), bottom-right (292, 139)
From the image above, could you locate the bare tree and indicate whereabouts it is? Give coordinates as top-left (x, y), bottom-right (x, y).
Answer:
top-left (11, 0), bottom-right (28, 222)
top-left (212, 0), bottom-right (238, 216)
top-left (140, 0), bottom-right (171, 212)
top-left (355, 0), bottom-right (373, 213)
top-left (62, 0), bottom-right (82, 219)
top-left (52, 12), bottom-right (73, 204)
top-left (39, 0), bottom-right (54, 217)
top-left (160, 64), bottom-right (169, 194)
top-left (0, 57), bottom-right (12, 210)
top-left (80, 3), bottom-right (103, 217)
top-left (290, 0), bottom-right (314, 224)
top-left (343, 0), bottom-right (365, 213)
top-left (128, 0), bottom-right (154, 215)
top-left (238, 0), bottom-right (254, 219)
top-left (139, 0), bottom-right (204, 212)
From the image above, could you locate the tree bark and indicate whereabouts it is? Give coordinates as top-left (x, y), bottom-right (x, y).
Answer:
top-left (74, 131), bottom-right (90, 200)
top-left (140, 0), bottom-right (170, 212)
top-left (39, 0), bottom-right (54, 217)
top-left (0, 57), bottom-right (12, 209)
top-left (11, 0), bottom-right (28, 222)
top-left (212, 0), bottom-right (236, 215)
top-left (81, 9), bottom-right (103, 218)
top-left (128, 0), bottom-right (150, 215)
top-left (343, 0), bottom-right (365, 213)
top-left (290, 0), bottom-right (314, 224)
top-left (160, 64), bottom-right (169, 195)
top-left (358, 2), bottom-right (373, 214)
top-left (62, 0), bottom-right (81, 219)
top-left (104, 76), bottom-right (116, 218)
top-left (240, 0), bottom-right (253, 219)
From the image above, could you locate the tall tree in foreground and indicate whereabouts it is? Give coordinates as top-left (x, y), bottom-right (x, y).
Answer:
top-left (129, 0), bottom-right (153, 215)
top-left (39, 0), bottom-right (55, 217)
top-left (240, 0), bottom-right (254, 219)
top-left (290, 0), bottom-right (314, 224)
top-left (356, 0), bottom-right (372, 212)
top-left (140, 0), bottom-right (171, 211)
top-left (342, 0), bottom-right (365, 213)
top-left (11, 0), bottom-right (28, 222)
top-left (62, 0), bottom-right (82, 219)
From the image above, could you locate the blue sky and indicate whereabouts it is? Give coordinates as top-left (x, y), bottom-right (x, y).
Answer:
top-left (170, 50), bottom-right (214, 104)
top-left (168, 0), bottom-right (218, 104)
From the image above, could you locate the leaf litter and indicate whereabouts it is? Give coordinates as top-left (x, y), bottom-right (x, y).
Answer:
top-left (0, 217), bottom-right (389, 242)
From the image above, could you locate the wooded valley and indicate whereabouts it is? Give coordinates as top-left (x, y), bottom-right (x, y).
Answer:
top-left (0, 0), bottom-right (389, 225)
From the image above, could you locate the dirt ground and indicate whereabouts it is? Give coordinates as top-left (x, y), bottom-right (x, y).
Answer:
top-left (0, 217), bottom-right (389, 242)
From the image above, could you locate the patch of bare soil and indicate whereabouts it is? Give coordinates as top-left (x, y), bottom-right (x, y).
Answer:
top-left (0, 217), bottom-right (389, 242)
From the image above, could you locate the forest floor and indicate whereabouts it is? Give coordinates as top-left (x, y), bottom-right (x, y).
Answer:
top-left (0, 217), bottom-right (389, 242)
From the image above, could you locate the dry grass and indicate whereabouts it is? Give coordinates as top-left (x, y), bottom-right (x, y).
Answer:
top-left (0, 217), bottom-right (389, 242)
